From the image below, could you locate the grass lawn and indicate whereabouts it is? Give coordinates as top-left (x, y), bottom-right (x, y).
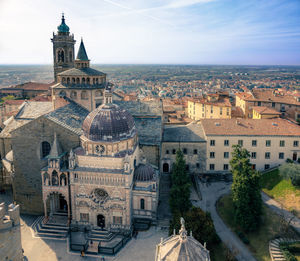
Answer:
top-left (217, 194), bottom-right (286, 261)
top-left (260, 169), bottom-right (300, 218)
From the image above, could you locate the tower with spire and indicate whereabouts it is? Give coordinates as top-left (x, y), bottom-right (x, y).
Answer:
top-left (51, 14), bottom-right (76, 82)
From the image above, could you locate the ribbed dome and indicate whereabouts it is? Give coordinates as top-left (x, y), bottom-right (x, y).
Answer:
top-left (82, 103), bottom-right (136, 142)
top-left (134, 164), bottom-right (155, 182)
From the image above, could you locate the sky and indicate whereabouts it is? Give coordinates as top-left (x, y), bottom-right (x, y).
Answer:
top-left (0, 0), bottom-right (300, 65)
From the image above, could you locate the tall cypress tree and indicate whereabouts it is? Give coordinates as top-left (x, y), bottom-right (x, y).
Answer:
top-left (230, 145), bottom-right (262, 231)
top-left (169, 149), bottom-right (191, 215)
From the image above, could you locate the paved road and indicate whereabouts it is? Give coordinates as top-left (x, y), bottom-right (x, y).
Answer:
top-left (194, 179), bottom-right (257, 261)
top-left (261, 192), bottom-right (300, 234)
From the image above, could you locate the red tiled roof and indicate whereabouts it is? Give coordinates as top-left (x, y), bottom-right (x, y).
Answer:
top-left (200, 118), bottom-right (300, 136)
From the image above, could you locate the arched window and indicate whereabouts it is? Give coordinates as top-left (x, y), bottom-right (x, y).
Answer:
top-left (93, 78), bottom-right (95, 85)
top-left (81, 91), bottom-right (88, 100)
top-left (95, 90), bottom-right (101, 97)
top-left (87, 78), bottom-right (90, 84)
top-left (72, 78), bottom-right (75, 84)
top-left (42, 141), bottom-right (51, 158)
top-left (96, 78), bottom-right (99, 84)
top-left (76, 78), bottom-right (80, 84)
top-left (62, 77), bottom-right (66, 84)
top-left (59, 91), bottom-right (66, 97)
top-left (60, 50), bottom-right (64, 62)
top-left (163, 163), bottom-right (169, 173)
top-left (140, 198), bottom-right (145, 210)
top-left (60, 173), bottom-right (67, 186)
top-left (67, 77), bottom-right (70, 85)
top-left (70, 91), bottom-right (77, 99)
top-left (57, 50), bottom-right (61, 62)
top-left (52, 170), bottom-right (58, 186)
top-left (82, 78), bottom-right (86, 85)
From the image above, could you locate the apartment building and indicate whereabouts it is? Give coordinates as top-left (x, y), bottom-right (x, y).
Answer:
top-left (200, 118), bottom-right (300, 173)
top-left (188, 93), bottom-right (231, 120)
top-left (235, 89), bottom-right (300, 119)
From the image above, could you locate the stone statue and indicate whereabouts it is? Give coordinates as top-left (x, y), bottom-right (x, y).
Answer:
top-left (69, 149), bottom-right (75, 169)
top-left (61, 177), bottom-right (65, 186)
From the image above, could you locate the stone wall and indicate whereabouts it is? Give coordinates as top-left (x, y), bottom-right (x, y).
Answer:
top-left (11, 117), bottom-right (80, 214)
top-left (0, 203), bottom-right (23, 261)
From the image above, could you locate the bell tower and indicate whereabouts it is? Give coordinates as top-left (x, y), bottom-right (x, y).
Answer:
top-left (51, 14), bottom-right (76, 82)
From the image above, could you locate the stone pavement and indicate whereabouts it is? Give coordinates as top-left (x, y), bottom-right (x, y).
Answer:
top-left (194, 179), bottom-right (257, 261)
top-left (261, 192), bottom-right (300, 234)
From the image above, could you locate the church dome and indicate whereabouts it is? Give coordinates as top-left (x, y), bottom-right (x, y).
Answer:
top-left (134, 164), bottom-right (155, 182)
top-left (82, 103), bottom-right (136, 142)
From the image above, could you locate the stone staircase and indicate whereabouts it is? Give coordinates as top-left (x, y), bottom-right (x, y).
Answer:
top-left (87, 228), bottom-right (116, 242)
top-left (269, 238), bottom-right (300, 261)
top-left (157, 173), bottom-right (172, 229)
top-left (32, 214), bottom-right (69, 240)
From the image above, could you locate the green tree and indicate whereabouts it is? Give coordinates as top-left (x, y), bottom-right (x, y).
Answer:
top-left (279, 163), bottom-right (300, 186)
top-left (169, 207), bottom-right (220, 248)
top-left (230, 145), bottom-right (262, 231)
top-left (169, 149), bottom-right (191, 215)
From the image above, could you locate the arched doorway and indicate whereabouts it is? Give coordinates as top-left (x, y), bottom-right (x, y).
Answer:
top-left (44, 192), bottom-right (69, 223)
top-left (97, 214), bottom-right (105, 228)
top-left (163, 163), bottom-right (169, 173)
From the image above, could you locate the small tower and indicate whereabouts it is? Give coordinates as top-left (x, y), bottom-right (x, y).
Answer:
top-left (51, 14), bottom-right (76, 82)
top-left (75, 38), bottom-right (90, 69)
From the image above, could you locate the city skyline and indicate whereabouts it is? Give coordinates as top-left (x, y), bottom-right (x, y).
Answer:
top-left (0, 0), bottom-right (300, 65)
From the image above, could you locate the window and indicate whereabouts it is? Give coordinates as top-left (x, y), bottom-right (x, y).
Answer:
top-left (209, 164), bottom-right (215, 170)
top-left (238, 140), bottom-right (243, 146)
top-left (264, 164), bottom-right (270, 170)
top-left (227, 108), bottom-right (230, 116)
top-left (183, 148), bottom-right (187, 154)
top-left (210, 152), bottom-right (215, 158)
top-left (257, 101), bottom-right (261, 106)
top-left (113, 216), bottom-right (122, 225)
top-left (210, 105), bottom-right (213, 113)
top-left (294, 141), bottom-right (299, 147)
top-left (81, 91), bottom-right (88, 100)
top-left (272, 102), bottom-right (275, 107)
top-left (70, 91), bottom-right (77, 99)
top-left (280, 140), bottom-right (285, 147)
top-left (223, 164), bottom-right (229, 170)
top-left (279, 152), bottom-right (284, 159)
top-left (140, 199), bottom-right (145, 210)
top-left (196, 163), bottom-right (200, 168)
top-left (252, 140), bottom-right (257, 147)
top-left (80, 213), bottom-right (89, 222)
top-left (166, 150), bottom-right (169, 154)
top-left (224, 152), bottom-right (229, 158)
top-left (224, 140), bottom-right (229, 146)
top-left (172, 149), bottom-right (176, 155)
top-left (252, 164), bottom-right (256, 170)
top-left (74, 173), bottom-right (78, 179)
top-left (193, 149), bottom-right (198, 155)
top-left (220, 107), bottom-right (222, 115)
top-left (210, 140), bottom-right (215, 146)
top-left (266, 140), bottom-right (271, 147)
top-left (265, 152), bottom-right (270, 159)
top-left (251, 152), bottom-right (256, 159)
top-left (41, 141), bottom-right (51, 158)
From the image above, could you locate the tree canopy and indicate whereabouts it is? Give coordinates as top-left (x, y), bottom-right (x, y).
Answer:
top-left (230, 145), bottom-right (262, 231)
top-left (279, 163), bottom-right (300, 186)
top-left (169, 149), bottom-right (191, 215)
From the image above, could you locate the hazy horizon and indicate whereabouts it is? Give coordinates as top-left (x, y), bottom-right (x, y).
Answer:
top-left (1, 0), bottom-right (300, 65)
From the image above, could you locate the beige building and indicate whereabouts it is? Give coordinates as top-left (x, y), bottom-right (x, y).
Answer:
top-left (252, 106), bottom-right (281, 119)
top-left (235, 89), bottom-right (300, 119)
top-left (161, 122), bottom-right (206, 175)
top-left (187, 93), bottom-right (231, 120)
top-left (200, 118), bottom-right (300, 173)
top-left (0, 203), bottom-right (23, 261)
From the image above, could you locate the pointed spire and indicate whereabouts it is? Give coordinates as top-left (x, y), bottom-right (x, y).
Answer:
top-left (49, 133), bottom-right (63, 158)
top-left (76, 38), bottom-right (89, 61)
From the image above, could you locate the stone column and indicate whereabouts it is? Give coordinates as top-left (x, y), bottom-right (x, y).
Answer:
top-left (43, 200), bottom-right (48, 218)
top-left (67, 199), bottom-right (71, 223)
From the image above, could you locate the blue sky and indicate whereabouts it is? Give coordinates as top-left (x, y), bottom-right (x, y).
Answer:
top-left (0, 0), bottom-right (299, 65)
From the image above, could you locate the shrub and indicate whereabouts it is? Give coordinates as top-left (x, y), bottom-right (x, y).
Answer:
top-left (286, 158), bottom-right (294, 163)
top-left (279, 163), bottom-right (300, 187)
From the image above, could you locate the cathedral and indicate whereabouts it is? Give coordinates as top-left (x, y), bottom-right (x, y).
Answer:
top-left (0, 15), bottom-right (160, 233)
